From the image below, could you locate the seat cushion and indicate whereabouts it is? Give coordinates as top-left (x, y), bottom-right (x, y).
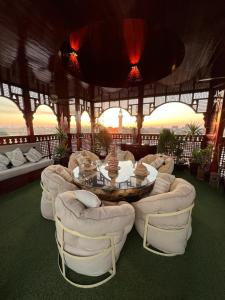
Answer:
top-left (0, 158), bottom-right (53, 181)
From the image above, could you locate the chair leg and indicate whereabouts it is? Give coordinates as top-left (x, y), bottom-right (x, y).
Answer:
top-left (57, 254), bottom-right (116, 288)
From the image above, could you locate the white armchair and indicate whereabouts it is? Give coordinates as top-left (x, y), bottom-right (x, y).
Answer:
top-left (139, 154), bottom-right (174, 174)
top-left (68, 150), bottom-right (99, 171)
top-left (105, 149), bottom-right (135, 163)
top-left (54, 191), bottom-right (135, 287)
top-left (132, 177), bottom-right (195, 256)
top-left (40, 165), bottom-right (78, 220)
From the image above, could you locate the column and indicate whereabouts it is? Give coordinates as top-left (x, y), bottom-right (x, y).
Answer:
top-left (137, 85), bottom-right (144, 145)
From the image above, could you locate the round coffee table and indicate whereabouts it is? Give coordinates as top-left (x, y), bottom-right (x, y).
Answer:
top-left (72, 160), bottom-right (158, 202)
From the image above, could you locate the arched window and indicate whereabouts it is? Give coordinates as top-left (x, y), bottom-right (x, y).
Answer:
top-left (98, 108), bottom-right (136, 133)
top-left (70, 116), bottom-right (77, 133)
top-left (33, 105), bottom-right (58, 135)
top-left (0, 96), bottom-right (27, 136)
top-left (142, 102), bottom-right (205, 134)
top-left (81, 111), bottom-right (91, 133)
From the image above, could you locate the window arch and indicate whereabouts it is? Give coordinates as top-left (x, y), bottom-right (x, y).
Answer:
top-left (0, 96), bottom-right (27, 136)
top-left (98, 107), bottom-right (136, 133)
top-left (33, 105), bottom-right (58, 135)
top-left (70, 116), bottom-right (77, 133)
top-left (142, 102), bottom-right (205, 134)
top-left (81, 111), bottom-right (91, 133)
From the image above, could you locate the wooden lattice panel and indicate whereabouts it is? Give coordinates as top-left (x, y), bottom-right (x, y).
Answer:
top-left (219, 139), bottom-right (225, 178)
top-left (142, 91), bottom-right (209, 116)
top-left (69, 98), bottom-right (91, 116)
top-left (29, 91), bottom-right (57, 115)
top-left (94, 99), bottom-right (138, 118)
top-left (0, 82), bottom-right (24, 112)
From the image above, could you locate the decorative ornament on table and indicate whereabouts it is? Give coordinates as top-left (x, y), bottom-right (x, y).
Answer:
top-left (134, 162), bottom-right (149, 177)
top-left (105, 144), bottom-right (120, 173)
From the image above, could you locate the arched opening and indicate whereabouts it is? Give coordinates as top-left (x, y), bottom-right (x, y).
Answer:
top-left (142, 102), bottom-right (205, 134)
top-left (98, 108), bottom-right (136, 133)
top-left (0, 96), bottom-right (27, 136)
top-left (81, 111), bottom-right (91, 133)
top-left (33, 105), bottom-right (58, 135)
top-left (70, 115), bottom-right (77, 133)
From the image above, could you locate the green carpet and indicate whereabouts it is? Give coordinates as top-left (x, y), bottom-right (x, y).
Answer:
top-left (0, 171), bottom-right (225, 300)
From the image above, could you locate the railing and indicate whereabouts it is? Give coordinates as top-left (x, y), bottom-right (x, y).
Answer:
top-left (0, 133), bottom-right (224, 178)
top-left (0, 134), bottom-right (59, 158)
top-left (109, 133), bottom-right (206, 160)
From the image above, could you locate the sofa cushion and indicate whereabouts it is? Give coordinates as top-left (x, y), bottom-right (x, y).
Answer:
top-left (0, 158), bottom-right (53, 182)
top-left (0, 163), bottom-right (7, 171)
top-left (75, 190), bottom-right (101, 208)
top-left (0, 153), bottom-right (10, 166)
top-left (5, 147), bottom-right (27, 167)
top-left (25, 147), bottom-right (42, 162)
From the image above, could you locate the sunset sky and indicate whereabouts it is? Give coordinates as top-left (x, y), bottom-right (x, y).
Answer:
top-left (0, 96), bottom-right (204, 133)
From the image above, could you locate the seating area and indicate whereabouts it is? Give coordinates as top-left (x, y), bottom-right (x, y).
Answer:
top-left (0, 171), bottom-right (224, 298)
top-left (0, 1), bottom-right (225, 299)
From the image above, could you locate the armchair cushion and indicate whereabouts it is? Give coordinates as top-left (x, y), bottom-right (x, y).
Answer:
top-left (75, 190), bottom-right (101, 208)
top-left (54, 165), bottom-right (73, 183)
top-left (150, 157), bottom-right (164, 169)
top-left (150, 172), bottom-right (176, 195)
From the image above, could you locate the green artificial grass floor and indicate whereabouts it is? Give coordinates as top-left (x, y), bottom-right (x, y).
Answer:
top-left (0, 171), bottom-right (225, 300)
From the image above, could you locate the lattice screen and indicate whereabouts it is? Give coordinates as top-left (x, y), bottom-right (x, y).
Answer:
top-left (69, 98), bottom-right (91, 116)
top-left (143, 91), bottom-right (209, 116)
top-left (29, 91), bottom-right (57, 115)
top-left (94, 99), bottom-right (138, 118)
top-left (0, 82), bottom-right (24, 112)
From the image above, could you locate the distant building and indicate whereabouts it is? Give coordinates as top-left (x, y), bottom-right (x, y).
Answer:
top-left (118, 108), bottom-right (123, 133)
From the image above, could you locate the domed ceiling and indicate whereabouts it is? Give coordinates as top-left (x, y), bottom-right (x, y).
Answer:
top-left (60, 19), bottom-right (185, 87)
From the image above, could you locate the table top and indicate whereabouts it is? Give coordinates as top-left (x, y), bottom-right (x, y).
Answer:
top-left (72, 160), bottom-right (158, 201)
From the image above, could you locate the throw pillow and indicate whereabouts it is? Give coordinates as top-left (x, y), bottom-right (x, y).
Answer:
top-left (150, 177), bottom-right (171, 196)
top-left (54, 165), bottom-right (73, 183)
top-left (0, 162), bottom-right (7, 171)
top-left (25, 147), bottom-right (42, 163)
top-left (0, 153), bottom-right (10, 166)
top-left (5, 148), bottom-right (26, 167)
top-left (150, 157), bottom-right (164, 169)
top-left (75, 190), bottom-right (101, 208)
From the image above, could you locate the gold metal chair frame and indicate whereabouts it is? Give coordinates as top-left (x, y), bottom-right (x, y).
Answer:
top-left (143, 203), bottom-right (194, 256)
top-left (55, 216), bottom-right (116, 288)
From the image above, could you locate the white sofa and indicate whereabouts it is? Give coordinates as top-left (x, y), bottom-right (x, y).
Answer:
top-left (132, 176), bottom-right (195, 256)
top-left (55, 191), bottom-right (135, 287)
top-left (0, 143), bottom-right (53, 193)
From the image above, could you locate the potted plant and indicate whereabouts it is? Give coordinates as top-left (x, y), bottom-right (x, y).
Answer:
top-left (157, 129), bottom-right (177, 155)
top-left (185, 123), bottom-right (203, 136)
top-left (54, 126), bottom-right (70, 166)
top-left (92, 126), bottom-right (112, 158)
top-left (190, 146), bottom-right (212, 179)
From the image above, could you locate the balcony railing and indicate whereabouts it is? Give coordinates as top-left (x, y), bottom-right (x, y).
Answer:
top-left (0, 133), bottom-right (224, 178)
